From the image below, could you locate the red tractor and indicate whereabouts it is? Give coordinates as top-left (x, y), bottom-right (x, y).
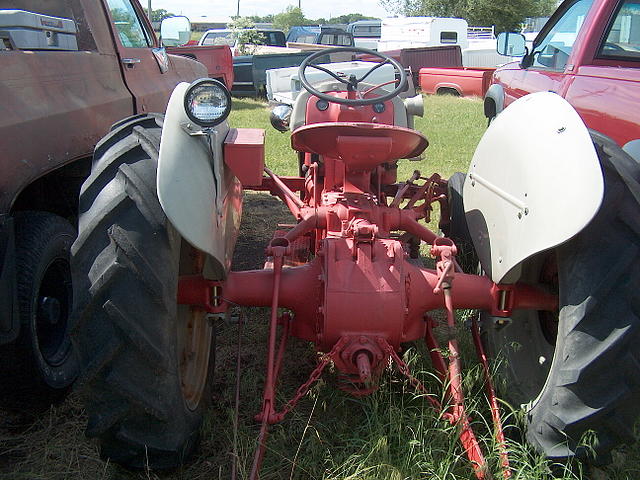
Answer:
top-left (71, 47), bottom-right (639, 477)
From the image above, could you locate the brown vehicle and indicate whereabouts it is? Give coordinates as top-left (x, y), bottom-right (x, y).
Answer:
top-left (0, 0), bottom-right (206, 396)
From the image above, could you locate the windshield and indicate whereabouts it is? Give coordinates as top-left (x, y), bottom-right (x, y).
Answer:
top-left (532, 0), bottom-right (593, 70)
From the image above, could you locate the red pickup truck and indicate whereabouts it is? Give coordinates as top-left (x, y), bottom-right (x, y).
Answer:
top-left (484, 0), bottom-right (640, 157)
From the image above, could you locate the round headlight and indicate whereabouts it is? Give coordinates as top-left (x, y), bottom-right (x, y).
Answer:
top-left (184, 78), bottom-right (232, 127)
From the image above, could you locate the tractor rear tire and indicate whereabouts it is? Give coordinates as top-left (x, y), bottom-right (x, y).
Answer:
top-left (445, 172), bottom-right (479, 273)
top-left (482, 132), bottom-right (640, 463)
top-left (71, 114), bottom-right (214, 469)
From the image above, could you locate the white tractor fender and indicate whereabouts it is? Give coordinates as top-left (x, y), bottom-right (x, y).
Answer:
top-left (463, 92), bottom-right (604, 284)
top-left (157, 82), bottom-right (242, 279)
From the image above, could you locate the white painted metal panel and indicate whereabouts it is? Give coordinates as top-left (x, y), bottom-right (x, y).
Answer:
top-left (157, 82), bottom-right (238, 276)
top-left (463, 92), bottom-right (604, 284)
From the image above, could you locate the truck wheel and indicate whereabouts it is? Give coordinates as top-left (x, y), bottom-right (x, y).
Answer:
top-left (445, 172), bottom-right (479, 273)
top-left (3, 211), bottom-right (78, 396)
top-left (71, 114), bottom-right (214, 469)
top-left (482, 133), bottom-right (640, 462)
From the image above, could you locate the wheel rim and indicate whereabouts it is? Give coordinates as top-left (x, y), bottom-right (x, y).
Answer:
top-left (484, 252), bottom-right (557, 406)
top-left (36, 257), bottom-right (72, 366)
top-left (177, 243), bottom-right (213, 411)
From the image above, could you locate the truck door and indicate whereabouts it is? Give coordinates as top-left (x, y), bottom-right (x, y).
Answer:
top-left (565, 0), bottom-right (640, 151)
top-left (505, 0), bottom-right (594, 103)
top-left (103, 0), bottom-right (179, 113)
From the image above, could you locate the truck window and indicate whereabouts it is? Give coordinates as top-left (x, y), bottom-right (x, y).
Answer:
top-left (441, 31), bottom-right (458, 43)
top-left (319, 33), bottom-right (352, 46)
top-left (106, 0), bottom-right (151, 48)
top-left (201, 31), bottom-right (235, 46)
top-left (261, 31), bottom-right (286, 47)
top-left (531, 0), bottom-right (594, 70)
top-left (296, 34), bottom-right (316, 43)
top-left (352, 24), bottom-right (381, 38)
top-left (599, 0), bottom-right (640, 59)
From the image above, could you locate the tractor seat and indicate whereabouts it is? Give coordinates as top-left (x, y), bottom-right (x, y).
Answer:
top-left (291, 122), bottom-right (428, 172)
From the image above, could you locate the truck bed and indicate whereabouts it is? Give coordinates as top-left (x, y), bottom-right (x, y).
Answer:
top-left (419, 67), bottom-right (494, 97)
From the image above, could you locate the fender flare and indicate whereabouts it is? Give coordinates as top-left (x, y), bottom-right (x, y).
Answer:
top-left (483, 83), bottom-right (504, 120)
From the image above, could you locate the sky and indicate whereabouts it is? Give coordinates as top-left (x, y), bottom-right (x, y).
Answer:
top-left (149, 0), bottom-right (393, 22)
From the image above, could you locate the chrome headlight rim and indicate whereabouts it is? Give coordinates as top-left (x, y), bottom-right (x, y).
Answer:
top-left (183, 78), bottom-right (232, 128)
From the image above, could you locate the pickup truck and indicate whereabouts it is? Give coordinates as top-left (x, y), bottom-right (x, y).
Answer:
top-left (418, 66), bottom-right (494, 96)
top-left (232, 50), bottom-right (352, 96)
top-left (198, 28), bottom-right (287, 51)
top-left (0, 1), bottom-right (206, 398)
top-left (231, 27), bottom-right (358, 96)
top-left (484, 0), bottom-right (640, 159)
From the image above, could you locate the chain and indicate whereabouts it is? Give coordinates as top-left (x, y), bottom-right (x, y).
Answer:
top-left (379, 340), bottom-right (448, 415)
top-left (273, 338), bottom-right (347, 421)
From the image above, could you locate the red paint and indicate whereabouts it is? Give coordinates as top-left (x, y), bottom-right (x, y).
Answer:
top-left (490, 0), bottom-right (640, 148)
top-left (166, 44), bottom-right (234, 89)
top-left (291, 122), bottom-right (428, 171)
top-left (305, 91), bottom-right (395, 125)
top-left (224, 128), bottom-right (265, 187)
top-left (419, 67), bottom-right (495, 97)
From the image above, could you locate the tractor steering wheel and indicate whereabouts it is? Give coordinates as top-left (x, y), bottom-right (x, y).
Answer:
top-left (298, 47), bottom-right (407, 106)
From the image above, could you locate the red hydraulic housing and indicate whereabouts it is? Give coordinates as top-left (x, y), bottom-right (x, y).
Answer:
top-left (177, 89), bottom-right (557, 480)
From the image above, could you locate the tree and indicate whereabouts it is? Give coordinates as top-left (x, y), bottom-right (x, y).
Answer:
top-left (247, 14), bottom-right (275, 23)
top-left (379, 0), bottom-right (556, 33)
top-left (273, 6), bottom-right (315, 32)
top-left (229, 17), bottom-right (266, 55)
top-left (328, 13), bottom-right (379, 24)
top-left (145, 8), bottom-right (175, 22)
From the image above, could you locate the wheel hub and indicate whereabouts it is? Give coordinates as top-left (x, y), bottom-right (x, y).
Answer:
top-left (38, 296), bottom-right (61, 325)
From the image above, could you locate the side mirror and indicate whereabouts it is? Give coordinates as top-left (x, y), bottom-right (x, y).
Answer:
top-left (270, 104), bottom-right (293, 132)
top-left (161, 16), bottom-right (191, 47)
top-left (496, 32), bottom-right (526, 57)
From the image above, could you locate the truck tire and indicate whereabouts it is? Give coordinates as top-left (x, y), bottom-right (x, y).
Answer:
top-left (482, 133), bottom-right (640, 463)
top-left (445, 172), bottom-right (479, 273)
top-left (71, 114), bottom-right (214, 469)
top-left (2, 211), bottom-right (78, 396)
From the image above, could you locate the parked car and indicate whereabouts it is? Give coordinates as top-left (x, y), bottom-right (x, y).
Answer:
top-left (0, 1), bottom-right (206, 398)
top-left (199, 28), bottom-right (287, 54)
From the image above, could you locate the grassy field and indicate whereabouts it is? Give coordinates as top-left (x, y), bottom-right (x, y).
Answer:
top-left (1, 95), bottom-right (638, 480)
